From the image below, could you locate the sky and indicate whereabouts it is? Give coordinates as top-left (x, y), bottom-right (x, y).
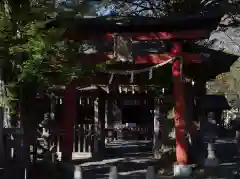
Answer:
top-left (58, 0), bottom-right (116, 16)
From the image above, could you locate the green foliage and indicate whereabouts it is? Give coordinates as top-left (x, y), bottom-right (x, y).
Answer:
top-left (0, 0), bottom-right (106, 119)
top-left (9, 24), bottom-right (63, 84)
top-left (0, 0), bottom-right (94, 85)
top-left (1, 18), bottom-right (94, 87)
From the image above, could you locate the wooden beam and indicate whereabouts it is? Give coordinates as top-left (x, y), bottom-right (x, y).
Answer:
top-left (60, 81), bottom-right (77, 162)
top-left (74, 53), bottom-right (201, 64)
top-left (63, 29), bottom-right (211, 41)
top-left (135, 53), bottom-right (201, 64)
top-left (63, 30), bottom-right (114, 40)
top-left (46, 13), bottom-right (222, 33)
top-left (126, 30), bottom-right (211, 40)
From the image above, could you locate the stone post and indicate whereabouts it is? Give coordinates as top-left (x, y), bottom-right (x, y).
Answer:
top-left (204, 112), bottom-right (219, 167)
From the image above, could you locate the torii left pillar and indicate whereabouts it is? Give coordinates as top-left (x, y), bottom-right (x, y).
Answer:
top-left (60, 81), bottom-right (77, 162)
top-left (172, 43), bottom-right (192, 177)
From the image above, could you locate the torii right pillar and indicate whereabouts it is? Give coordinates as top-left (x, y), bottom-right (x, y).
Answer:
top-left (172, 43), bottom-right (192, 177)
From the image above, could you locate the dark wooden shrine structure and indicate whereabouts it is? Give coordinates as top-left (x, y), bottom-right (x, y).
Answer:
top-left (46, 13), bottom-right (227, 169)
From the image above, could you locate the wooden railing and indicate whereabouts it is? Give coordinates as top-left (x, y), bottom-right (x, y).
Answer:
top-left (73, 124), bottom-right (95, 153)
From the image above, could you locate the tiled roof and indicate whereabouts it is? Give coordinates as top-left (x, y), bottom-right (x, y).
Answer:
top-left (199, 14), bottom-right (240, 56)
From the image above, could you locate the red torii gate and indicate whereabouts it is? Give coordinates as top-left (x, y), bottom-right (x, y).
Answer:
top-left (47, 14), bottom-right (222, 176)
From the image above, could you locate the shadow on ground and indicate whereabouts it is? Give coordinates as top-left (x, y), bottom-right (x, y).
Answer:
top-left (22, 138), bottom-right (240, 179)
top-left (26, 140), bottom-right (174, 179)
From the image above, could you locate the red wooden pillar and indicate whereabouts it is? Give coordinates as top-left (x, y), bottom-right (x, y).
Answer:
top-left (172, 43), bottom-right (188, 165)
top-left (60, 81), bottom-right (77, 162)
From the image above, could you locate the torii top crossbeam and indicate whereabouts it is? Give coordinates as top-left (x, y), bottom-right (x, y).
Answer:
top-left (44, 12), bottom-right (228, 85)
top-left (46, 13), bottom-right (223, 33)
top-left (45, 12), bottom-right (224, 67)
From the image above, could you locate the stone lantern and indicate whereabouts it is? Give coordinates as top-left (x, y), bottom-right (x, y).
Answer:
top-left (198, 95), bottom-right (230, 167)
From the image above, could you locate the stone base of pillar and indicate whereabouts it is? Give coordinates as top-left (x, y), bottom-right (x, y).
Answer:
top-left (173, 164), bottom-right (192, 177)
top-left (204, 142), bottom-right (219, 167)
top-left (204, 157), bottom-right (219, 167)
top-left (74, 165), bottom-right (83, 179)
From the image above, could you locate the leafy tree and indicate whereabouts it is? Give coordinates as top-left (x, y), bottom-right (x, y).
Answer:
top-left (0, 0), bottom-right (102, 116)
top-left (0, 0), bottom-right (110, 161)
